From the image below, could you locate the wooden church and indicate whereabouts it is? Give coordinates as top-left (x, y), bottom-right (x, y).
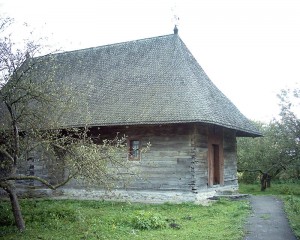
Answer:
top-left (1, 27), bottom-right (261, 202)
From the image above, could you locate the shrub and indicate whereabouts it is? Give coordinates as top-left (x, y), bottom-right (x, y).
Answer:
top-left (279, 185), bottom-right (291, 195)
top-left (131, 210), bottom-right (167, 230)
top-left (286, 195), bottom-right (300, 214)
top-left (239, 172), bottom-right (259, 184)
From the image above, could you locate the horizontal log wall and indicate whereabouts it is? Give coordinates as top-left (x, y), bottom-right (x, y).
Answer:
top-left (90, 123), bottom-right (240, 192)
top-left (191, 124), bottom-right (238, 191)
top-left (15, 146), bottom-right (65, 187)
top-left (65, 123), bottom-right (238, 192)
top-left (100, 124), bottom-right (195, 191)
top-left (223, 129), bottom-right (238, 186)
top-left (191, 124), bottom-right (209, 192)
top-left (10, 123), bottom-right (238, 194)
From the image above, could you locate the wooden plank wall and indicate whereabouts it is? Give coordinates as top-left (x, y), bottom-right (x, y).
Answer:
top-left (191, 124), bottom-right (238, 191)
top-left (12, 123), bottom-right (238, 193)
top-left (104, 124), bottom-right (195, 191)
top-left (223, 129), bottom-right (238, 186)
top-left (92, 123), bottom-right (235, 192)
top-left (190, 124), bottom-right (209, 192)
top-left (14, 145), bottom-right (65, 187)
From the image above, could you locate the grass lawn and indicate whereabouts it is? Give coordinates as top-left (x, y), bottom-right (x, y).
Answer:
top-left (0, 198), bottom-right (250, 240)
top-left (239, 181), bottom-right (300, 238)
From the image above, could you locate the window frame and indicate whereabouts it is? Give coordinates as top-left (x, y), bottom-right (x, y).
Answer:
top-left (128, 139), bottom-right (141, 161)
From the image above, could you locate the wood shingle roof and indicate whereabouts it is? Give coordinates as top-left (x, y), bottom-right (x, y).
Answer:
top-left (3, 33), bottom-right (261, 137)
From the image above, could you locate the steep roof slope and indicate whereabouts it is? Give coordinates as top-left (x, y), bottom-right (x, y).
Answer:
top-left (6, 33), bottom-right (260, 137)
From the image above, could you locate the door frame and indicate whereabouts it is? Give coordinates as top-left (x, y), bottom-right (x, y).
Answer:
top-left (208, 126), bottom-right (224, 187)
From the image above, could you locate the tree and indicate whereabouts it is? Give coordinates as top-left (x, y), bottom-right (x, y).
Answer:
top-left (237, 88), bottom-right (300, 190)
top-left (237, 122), bottom-right (282, 184)
top-left (276, 88), bottom-right (300, 178)
top-left (0, 17), bottom-right (138, 231)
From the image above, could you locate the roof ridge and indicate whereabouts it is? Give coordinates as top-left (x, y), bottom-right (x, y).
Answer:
top-left (48, 33), bottom-right (179, 57)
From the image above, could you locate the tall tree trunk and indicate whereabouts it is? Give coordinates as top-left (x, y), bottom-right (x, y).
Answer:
top-left (3, 102), bottom-right (25, 230)
top-left (4, 181), bottom-right (25, 231)
top-left (260, 173), bottom-right (271, 191)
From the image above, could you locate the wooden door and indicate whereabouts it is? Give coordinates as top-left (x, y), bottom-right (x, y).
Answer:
top-left (208, 127), bottom-right (224, 186)
top-left (212, 144), bottom-right (220, 185)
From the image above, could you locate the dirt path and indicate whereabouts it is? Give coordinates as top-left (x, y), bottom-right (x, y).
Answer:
top-left (244, 195), bottom-right (297, 240)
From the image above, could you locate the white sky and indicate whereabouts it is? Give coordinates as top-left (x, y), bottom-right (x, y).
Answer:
top-left (1, 0), bottom-right (299, 122)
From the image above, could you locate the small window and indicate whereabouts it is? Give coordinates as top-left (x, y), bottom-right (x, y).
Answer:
top-left (129, 140), bottom-right (140, 160)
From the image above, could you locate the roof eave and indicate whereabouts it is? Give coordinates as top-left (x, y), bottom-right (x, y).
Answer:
top-left (58, 119), bottom-right (262, 137)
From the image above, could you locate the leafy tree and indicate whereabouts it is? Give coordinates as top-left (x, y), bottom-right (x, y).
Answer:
top-left (0, 17), bottom-right (137, 231)
top-left (237, 88), bottom-right (300, 189)
top-left (238, 122), bottom-right (278, 181)
top-left (276, 88), bottom-right (300, 178)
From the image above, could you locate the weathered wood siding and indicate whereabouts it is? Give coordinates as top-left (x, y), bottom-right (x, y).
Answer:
top-left (10, 123), bottom-right (238, 194)
top-left (223, 129), bottom-right (238, 186)
top-left (94, 124), bottom-right (195, 191)
top-left (15, 146), bottom-right (65, 187)
top-left (190, 124), bottom-right (209, 191)
top-left (89, 123), bottom-right (237, 192)
top-left (189, 124), bottom-right (238, 192)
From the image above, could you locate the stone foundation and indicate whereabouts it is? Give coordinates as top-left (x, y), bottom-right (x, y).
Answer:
top-left (57, 188), bottom-right (211, 204)
top-left (0, 185), bottom-right (239, 205)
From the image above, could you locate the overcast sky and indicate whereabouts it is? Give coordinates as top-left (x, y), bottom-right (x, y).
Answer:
top-left (1, 0), bottom-right (299, 122)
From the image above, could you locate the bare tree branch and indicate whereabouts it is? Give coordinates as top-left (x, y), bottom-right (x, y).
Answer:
top-left (0, 147), bottom-right (14, 163)
top-left (0, 174), bottom-right (76, 190)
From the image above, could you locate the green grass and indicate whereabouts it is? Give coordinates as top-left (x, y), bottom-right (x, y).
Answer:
top-left (239, 181), bottom-right (300, 196)
top-left (0, 198), bottom-right (250, 240)
top-left (2, 183), bottom-right (299, 239)
top-left (239, 181), bottom-right (300, 238)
